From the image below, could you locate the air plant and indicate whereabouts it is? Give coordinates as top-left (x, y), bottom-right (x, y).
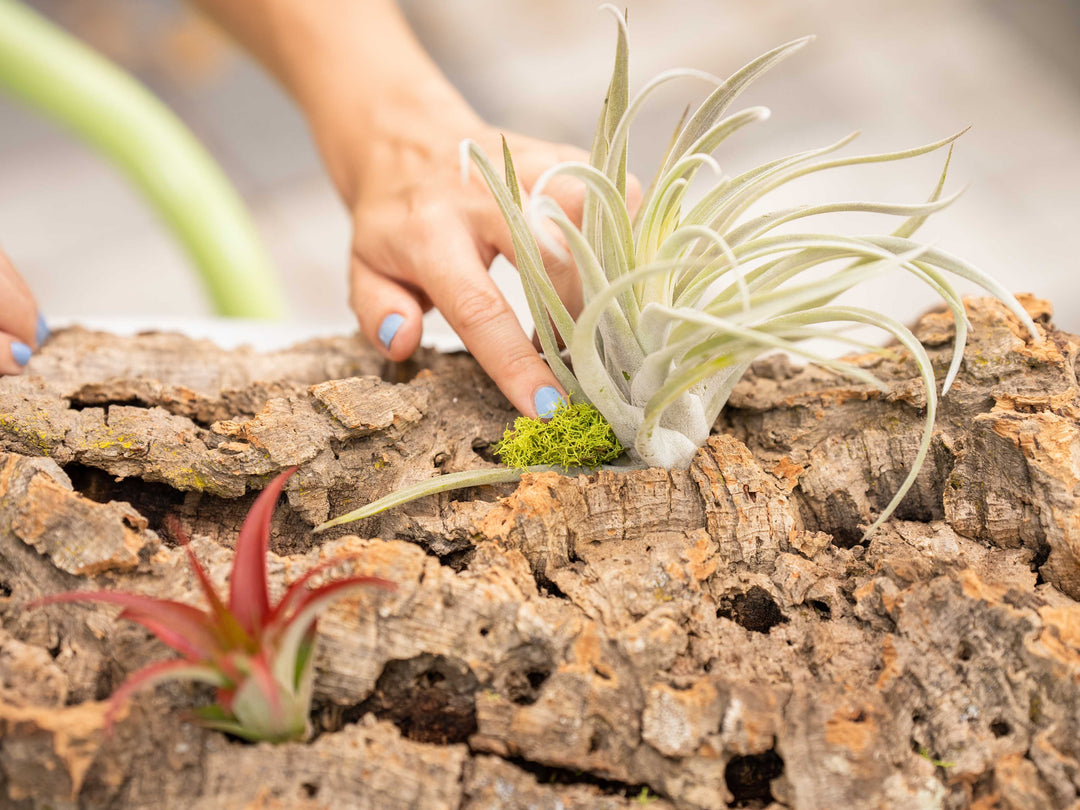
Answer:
top-left (34, 469), bottom-right (394, 742)
top-left (317, 7), bottom-right (1039, 536)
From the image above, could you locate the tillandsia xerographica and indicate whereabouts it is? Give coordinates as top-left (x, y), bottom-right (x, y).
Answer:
top-left (317, 6), bottom-right (1039, 536)
top-left (34, 469), bottom-right (394, 742)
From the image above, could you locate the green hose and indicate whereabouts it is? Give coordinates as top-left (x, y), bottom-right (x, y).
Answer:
top-left (0, 0), bottom-right (287, 318)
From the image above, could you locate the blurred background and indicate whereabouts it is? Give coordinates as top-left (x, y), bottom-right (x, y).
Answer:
top-left (1, 0), bottom-right (1079, 348)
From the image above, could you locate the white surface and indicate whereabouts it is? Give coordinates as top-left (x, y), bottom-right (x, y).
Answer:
top-left (49, 312), bottom-right (468, 354)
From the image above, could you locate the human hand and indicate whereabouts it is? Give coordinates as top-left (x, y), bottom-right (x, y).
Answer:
top-left (329, 108), bottom-right (619, 419)
top-left (190, 0), bottom-right (641, 416)
top-left (0, 248), bottom-right (48, 375)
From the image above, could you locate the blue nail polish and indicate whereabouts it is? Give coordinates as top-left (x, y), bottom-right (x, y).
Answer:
top-left (35, 314), bottom-right (50, 346)
top-left (11, 341), bottom-right (31, 367)
top-left (533, 386), bottom-right (566, 418)
top-left (378, 313), bottom-right (405, 350)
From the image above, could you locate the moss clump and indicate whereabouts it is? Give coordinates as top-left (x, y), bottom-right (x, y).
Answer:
top-left (494, 401), bottom-right (624, 470)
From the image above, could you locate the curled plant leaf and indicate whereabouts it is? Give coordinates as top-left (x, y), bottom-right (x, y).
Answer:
top-left (34, 468), bottom-right (394, 742)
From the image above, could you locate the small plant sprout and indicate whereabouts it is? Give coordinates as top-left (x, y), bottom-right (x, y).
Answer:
top-left (317, 6), bottom-right (1039, 536)
top-left (34, 468), bottom-right (394, 742)
top-left (632, 786), bottom-right (660, 805)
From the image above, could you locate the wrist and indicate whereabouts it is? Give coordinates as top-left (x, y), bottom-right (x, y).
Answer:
top-left (303, 73), bottom-right (484, 204)
top-left (254, 0), bottom-right (484, 204)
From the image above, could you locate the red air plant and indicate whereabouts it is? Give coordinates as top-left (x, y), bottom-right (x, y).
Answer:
top-left (34, 468), bottom-right (394, 742)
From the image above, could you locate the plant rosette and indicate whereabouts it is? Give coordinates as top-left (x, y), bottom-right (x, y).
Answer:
top-left (34, 468), bottom-right (394, 743)
top-left (317, 5), bottom-right (1039, 537)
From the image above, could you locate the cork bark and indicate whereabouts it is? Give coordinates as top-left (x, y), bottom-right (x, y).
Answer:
top-left (1, 295), bottom-right (1079, 809)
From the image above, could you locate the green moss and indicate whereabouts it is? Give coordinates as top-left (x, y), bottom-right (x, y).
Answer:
top-left (494, 401), bottom-right (624, 471)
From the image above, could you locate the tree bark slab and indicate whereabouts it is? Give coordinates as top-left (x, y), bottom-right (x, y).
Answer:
top-left (1, 297), bottom-right (1078, 809)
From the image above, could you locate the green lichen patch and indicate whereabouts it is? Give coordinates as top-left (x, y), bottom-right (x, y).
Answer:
top-left (494, 402), bottom-right (623, 470)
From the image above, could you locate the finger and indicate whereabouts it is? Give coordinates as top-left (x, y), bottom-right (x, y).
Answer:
top-left (423, 226), bottom-right (567, 418)
top-left (348, 256), bottom-right (425, 362)
top-left (0, 331), bottom-right (32, 376)
top-left (0, 249), bottom-right (41, 348)
top-left (537, 171), bottom-right (587, 228)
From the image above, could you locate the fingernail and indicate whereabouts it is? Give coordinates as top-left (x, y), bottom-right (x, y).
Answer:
top-left (35, 314), bottom-right (50, 346)
top-left (377, 313), bottom-right (405, 350)
top-left (10, 341), bottom-right (31, 367)
top-left (533, 386), bottom-right (567, 418)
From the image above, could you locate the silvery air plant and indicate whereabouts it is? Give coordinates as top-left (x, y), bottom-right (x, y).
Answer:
top-left (318, 7), bottom-right (1038, 537)
top-left (35, 469), bottom-right (394, 742)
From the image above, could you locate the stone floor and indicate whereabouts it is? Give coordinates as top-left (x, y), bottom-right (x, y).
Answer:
top-left (1, 0), bottom-right (1078, 349)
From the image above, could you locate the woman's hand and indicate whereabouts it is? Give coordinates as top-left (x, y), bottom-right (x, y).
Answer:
top-left (332, 110), bottom-right (597, 419)
top-left (0, 248), bottom-right (47, 375)
top-left (191, 0), bottom-right (640, 417)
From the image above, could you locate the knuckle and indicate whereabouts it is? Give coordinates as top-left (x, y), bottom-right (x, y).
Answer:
top-left (410, 201), bottom-right (455, 237)
top-left (499, 345), bottom-right (540, 378)
top-left (451, 287), bottom-right (505, 332)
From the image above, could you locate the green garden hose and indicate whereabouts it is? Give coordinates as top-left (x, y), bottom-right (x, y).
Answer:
top-left (0, 0), bottom-right (287, 318)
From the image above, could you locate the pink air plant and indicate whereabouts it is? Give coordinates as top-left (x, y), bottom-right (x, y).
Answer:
top-left (34, 468), bottom-right (394, 742)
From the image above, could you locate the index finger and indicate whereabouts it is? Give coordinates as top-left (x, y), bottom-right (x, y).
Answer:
top-left (421, 227), bottom-right (567, 419)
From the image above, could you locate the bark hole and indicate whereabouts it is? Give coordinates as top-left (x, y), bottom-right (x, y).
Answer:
top-left (438, 547), bottom-right (476, 572)
top-left (716, 587), bottom-right (787, 634)
top-left (808, 599), bottom-right (831, 620)
top-left (588, 726), bottom-right (607, 754)
top-left (447, 487), bottom-right (480, 504)
top-left (989, 719), bottom-right (1010, 738)
top-left (380, 357), bottom-right (424, 385)
top-left (1030, 540), bottom-right (1051, 585)
top-left (470, 437), bottom-right (497, 464)
top-left (533, 567), bottom-right (568, 599)
top-left (301, 782), bottom-right (319, 798)
top-left (494, 644), bottom-right (555, 706)
top-left (346, 654), bottom-right (478, 745)
top-left (821, 490), bottom-right (864, 548)
top-left (67, 396), bottom-right (145, 412)
top-left (506, 757), bottom-right (654, 798)
top-left (64, 463), bottom-right (185, 532)
top-left (724, 749), bottom-right (783, 807)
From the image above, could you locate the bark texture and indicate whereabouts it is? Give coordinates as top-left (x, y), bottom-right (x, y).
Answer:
top-left (1, 296), bottom-right (1079, 809)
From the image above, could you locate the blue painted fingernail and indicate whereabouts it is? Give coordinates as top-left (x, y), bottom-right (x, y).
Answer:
top-left (11, 341), bottom-right (31, 367)
top-left (533, 386), bottom-right (567, 418)
top-left (377, 313), bottom-right (405, 350)
top-left (35, 314), bottom-right (50, 346)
